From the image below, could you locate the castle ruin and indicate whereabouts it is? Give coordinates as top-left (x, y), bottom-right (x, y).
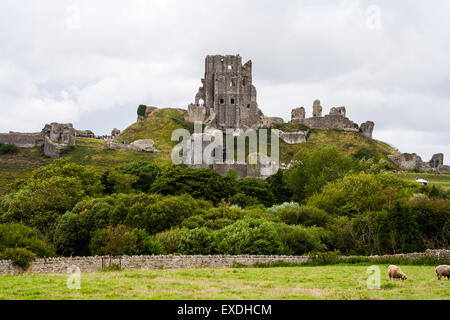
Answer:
top-left (188, 55), bottom-right (266, 131)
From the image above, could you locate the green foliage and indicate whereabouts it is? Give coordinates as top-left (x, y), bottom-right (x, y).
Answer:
top-left (178, 227), bottom-right (216, 255)
top-left (378, 202), bottom-right (423, 254)
top-left (100, 170), bottom-right (138, 194)
top-left (0, 223), bottom-right (56, 257)
top-left (0, 143), bottom-right (18, 155)
top-left (285, 146), bottom-right (355, 202)
top-left (229, 193), bottom-right (260, 208)
top-left (116, 161), bottom-right (161, 193)
top-left (89, 225), bottom-right (137, 256)
top-left (0, 248), bottom-right (36, 269)
top-left (131, 228), bottom-right (163, 255)
top-left (303, 251), bottom-right (342, 266)
top-left (235, 178), bottom-right (275, 207)
top-left (151, 166), bottom-right (235, 205)
top-left (276, 224), bottom-right (328, 255)
top-left (215, 218), bottom-right (284, 255)
top-left (154, 228), bottom-right (189, 254)
top-left (137, 104), bottom-right (147, 117)
top-left (411, 195), bottom-right (450, 248)
top-left (53, 193), bottom-right (209, 256)
top-left (307, 173), bottom-right (418, 216)
top-left (266, 170), bottom-right (292, 204)
top-left (274, 204), bottom-right (331, 227)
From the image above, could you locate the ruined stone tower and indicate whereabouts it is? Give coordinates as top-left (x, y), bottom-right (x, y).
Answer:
top-left (188, 55), bottom-right (263, 130)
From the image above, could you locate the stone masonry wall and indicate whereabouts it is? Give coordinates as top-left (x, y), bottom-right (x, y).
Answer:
top-left (0, 250), bottom-right (448, 275)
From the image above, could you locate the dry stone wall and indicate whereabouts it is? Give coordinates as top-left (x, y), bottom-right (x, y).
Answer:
top-left (0, 250), bottom-right (448, 275)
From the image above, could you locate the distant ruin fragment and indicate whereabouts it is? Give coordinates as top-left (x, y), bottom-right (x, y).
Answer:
top-left (0, 123), bottom-right (76, 158)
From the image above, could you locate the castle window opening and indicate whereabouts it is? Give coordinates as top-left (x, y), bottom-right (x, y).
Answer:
top-left (220, 98), bottom-right (224, 104)
top-left (247, 104), bottom-right (250, 109)
top-left (231, 98), bottom-right (235, 104)
top-left (228, 65), bottom-right (232, 70)
top-left (199, 99), bottom-right (204, 106)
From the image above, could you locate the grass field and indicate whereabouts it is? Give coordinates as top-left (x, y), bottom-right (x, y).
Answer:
top-left (0, 265), bottom-right (448, 300)
top-left (397, 172), bottom-right (450, 188)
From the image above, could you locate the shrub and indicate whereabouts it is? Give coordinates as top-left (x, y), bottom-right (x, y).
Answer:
top-left (154, 228), bottom-right (189, 254)
top-left (0, 248), bottom-right (36, 269)
top-left (303, 250), bottom-right (342, 266)
top-left (275, 205), bottom-right (331, 227)
top-left (229, 193), bottom-right (260, 208)
top-left (178, 227), bottom-right (216, 255)
top-left (0, 143), bottom-right (18, 155)
top-left (137, 104), bottom-right (147, 117)
top-left (0, 223), bottom-right (56, 257)
top-left (89, 225), bottom-right (137, 256)
top-left (276, 224), bottom-right (327, 255)
top-left (215, 218), bottom-right (284, 255)
top-left (235, 178), bottom-right (276, 207)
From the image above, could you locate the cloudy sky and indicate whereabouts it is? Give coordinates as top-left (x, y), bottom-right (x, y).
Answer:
top-left (0, 0), bottom-right (449, 162)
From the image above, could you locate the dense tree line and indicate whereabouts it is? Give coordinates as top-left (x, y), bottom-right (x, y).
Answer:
top-left (0, 146), bottom-right (449, 262)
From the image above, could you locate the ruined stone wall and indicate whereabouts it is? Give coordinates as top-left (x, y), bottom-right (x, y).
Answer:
top-left (277, 131), bottom-right (307, 144)
top-left (0, 132), bottom-right (44, 148)
top-left (297, 114), bottom-right (356, 131)
top-left (1, 250), bottom-right (448, 275)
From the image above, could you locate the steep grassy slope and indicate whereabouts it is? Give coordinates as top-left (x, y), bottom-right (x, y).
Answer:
top-left (292, 129), bottom-right (400, 162)
top-left (115, 108), bottom-right (191, 153)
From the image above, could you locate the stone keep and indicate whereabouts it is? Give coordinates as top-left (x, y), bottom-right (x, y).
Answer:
top-left (188, 55), bottom-right (264, 130)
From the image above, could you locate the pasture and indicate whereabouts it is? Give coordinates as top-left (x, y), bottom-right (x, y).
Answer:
top-left (0, 265), bottom-right (448, 300)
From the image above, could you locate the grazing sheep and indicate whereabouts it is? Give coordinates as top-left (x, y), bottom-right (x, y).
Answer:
top-left (387, 265), bottom-right (407, 281)
top-left (435, 265), bottom-right (450, 280)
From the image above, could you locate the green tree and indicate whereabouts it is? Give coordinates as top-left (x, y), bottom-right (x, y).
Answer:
top-left (215, 218), bottom-right (284, 255)
top-left (378, 202), bottom-right (423, 254)
top-left (89, 225), bottom-right (137, 256)
top-left (117, 161), bottom-right (161, 193)
top-left (285, 146), bottom-right (355, 202)
top-left (235, 178), bottom-right (276, 207)
top-left (178, 227), bottom-right (216, 254)
top-left (150, 166), bottom-right (236, 205)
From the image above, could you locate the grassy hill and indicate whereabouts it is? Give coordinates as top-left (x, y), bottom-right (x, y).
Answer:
top-left (1, 108), bottom-right (448, 195)
top-left (115, 108), bottom-right (192, 154)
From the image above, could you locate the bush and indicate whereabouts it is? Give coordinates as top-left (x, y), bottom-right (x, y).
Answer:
top-left (229, 193), bottom-right (260, 208)
top-left (137, 104), bottom-right (147, 117)
top-left (154, 228), bottom-right (189, 254)
top-left (235, 178), bottom-right (276, 207)
top-left (215, 218), bottom-right (284, 255)
top-left (276, 224), bottom-right (327, 255)
top-left (178, 228), bottom-right (216, 255)
top-left (0, 143), bottom-right (18, 155)
top-left (89, 225), bottom-right (137, 256)
top-left (0, 223), bottom-right (56, 257)
top-left (150, 166), bottom-right (235, 205)
top-left (0, 248), bottom-right (36, 269)
top-left (275, 205), bottom-right (331, 227)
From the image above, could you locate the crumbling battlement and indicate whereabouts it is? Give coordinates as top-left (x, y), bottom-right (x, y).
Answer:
top-left (388, 153), bottom-right (450, 173)
top-left (0, 123), bottom-right (76, 158)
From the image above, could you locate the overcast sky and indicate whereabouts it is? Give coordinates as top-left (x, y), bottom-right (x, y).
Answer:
top-left (0, 0), bottom-right (449, 162)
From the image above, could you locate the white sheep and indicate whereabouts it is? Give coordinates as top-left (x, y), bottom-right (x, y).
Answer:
top-left (435, 265), bottom-right (450, 280)
top-left (387, 265), bottom-right (407, 281)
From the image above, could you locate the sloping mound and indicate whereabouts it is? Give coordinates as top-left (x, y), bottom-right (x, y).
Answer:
top-left (115, 108), bottom-right (190, 153)
top-left (292, 129), bottom-right (400, 162)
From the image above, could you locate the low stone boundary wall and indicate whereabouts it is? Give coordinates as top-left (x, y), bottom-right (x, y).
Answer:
top-left (0, 250), bottom-right (448, 275)
top-left (0, 255), bottom-right (309, 275)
